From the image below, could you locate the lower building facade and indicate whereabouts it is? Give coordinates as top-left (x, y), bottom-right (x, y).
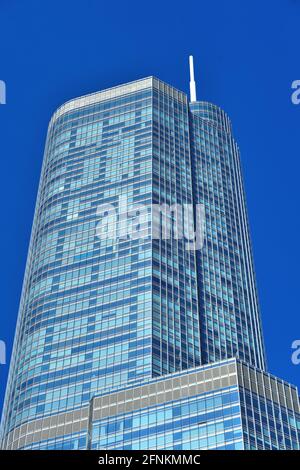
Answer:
top-left (3, 358), bottom-right (299, 450)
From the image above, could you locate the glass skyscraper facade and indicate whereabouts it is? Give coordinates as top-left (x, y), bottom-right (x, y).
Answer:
top-left (1, 77), bottom-right (299, 450)
top-left (189, 102), bottom-right (266, 369)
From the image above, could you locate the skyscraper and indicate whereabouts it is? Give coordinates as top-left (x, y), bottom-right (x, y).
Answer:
top-left (1, 61), bottom-right (299, 450)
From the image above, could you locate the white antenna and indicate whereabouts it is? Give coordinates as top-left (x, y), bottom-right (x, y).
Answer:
top-left (189, 55), bottom-right (197, 102)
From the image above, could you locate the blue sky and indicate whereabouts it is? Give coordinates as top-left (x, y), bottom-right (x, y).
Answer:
top-left (0, 0), bottom-right (299, 412)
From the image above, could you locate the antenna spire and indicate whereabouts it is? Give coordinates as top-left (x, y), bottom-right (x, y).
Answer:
top-left (189, 55), bottom-right (197, 102)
